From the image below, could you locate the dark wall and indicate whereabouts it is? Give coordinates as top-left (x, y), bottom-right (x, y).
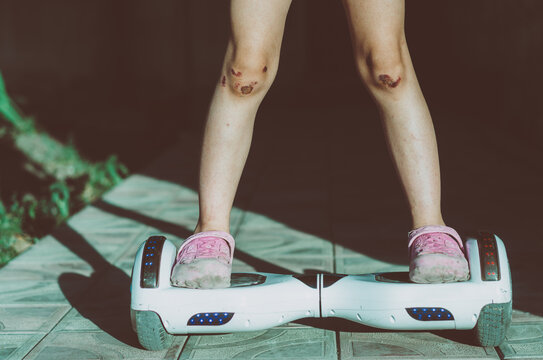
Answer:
top-left (406, 1), bottom-right (543, 138)
top-left (0, 0), bottom-right (541, 168)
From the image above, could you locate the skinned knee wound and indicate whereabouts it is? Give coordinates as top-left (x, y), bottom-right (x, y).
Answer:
top-left (221, 66), bottom-right (264, 96)
top-left (378, 74), bottom-right (401, 89)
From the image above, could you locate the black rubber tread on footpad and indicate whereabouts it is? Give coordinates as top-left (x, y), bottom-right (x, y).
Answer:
top-left (140, 236), bottom-right (166, 288)
top-left (477, 232), bottom-right (500, 281)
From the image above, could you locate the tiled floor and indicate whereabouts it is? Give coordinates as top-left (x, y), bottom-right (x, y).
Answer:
top-left (1, 106), bottom-right (542, 359)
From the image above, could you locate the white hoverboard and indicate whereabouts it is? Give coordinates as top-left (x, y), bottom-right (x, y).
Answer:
top-left (130, 231), bottom-right (512, 351)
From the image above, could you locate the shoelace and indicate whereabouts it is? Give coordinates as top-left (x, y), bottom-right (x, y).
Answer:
top-left (178, 237), bottom-right (230, 261)
top-left (413, 235), bottom-right (461, 257)
top-left (195, 238), bottom-right (226, 257)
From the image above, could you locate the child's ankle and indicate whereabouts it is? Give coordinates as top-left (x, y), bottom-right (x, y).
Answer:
top-left (193, 224), bottom-right (230, 235)
top-left (411, 220), bottom-right (446, 230)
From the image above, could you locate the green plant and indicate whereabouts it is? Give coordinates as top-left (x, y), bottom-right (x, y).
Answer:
top-left (49, 182), bottom-right (71, 220)
top-left (81, 155), bottom-right (128, 203)
top-left (0, 200), bottom-right (23, 265)
top-left (0, 69), bottom-right (130, 267)
top-left (0, 72), bottom-right (35, 133)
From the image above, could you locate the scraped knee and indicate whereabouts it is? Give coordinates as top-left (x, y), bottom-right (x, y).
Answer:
top-left (377, 73), bottom-right (402, 89)
top-left (367, 58), bottom-right (404, 91)
top-left (355, 45), bottom-right (406, 92)
top-left (220, 56), bottom-right (271, 97)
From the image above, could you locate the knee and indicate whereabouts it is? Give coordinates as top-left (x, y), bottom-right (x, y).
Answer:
top-left (355, 44), bottom-right (406, 92)
top-left (220, 49), bottom-right (274, 97)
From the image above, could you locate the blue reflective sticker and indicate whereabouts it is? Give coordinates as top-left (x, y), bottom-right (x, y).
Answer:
top-left (188, 312), bottom-right (234, 326)
top-left (406, 307), bottom-right (454, 321)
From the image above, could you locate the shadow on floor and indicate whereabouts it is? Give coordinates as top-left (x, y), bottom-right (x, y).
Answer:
top-left (54, 224), bottom-right (140, 347)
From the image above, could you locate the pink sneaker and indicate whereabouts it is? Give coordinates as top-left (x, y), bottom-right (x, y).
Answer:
top-left (170, 231), bottom-right (235, 289)
top-left (408, 225), bottom-right (470, 283)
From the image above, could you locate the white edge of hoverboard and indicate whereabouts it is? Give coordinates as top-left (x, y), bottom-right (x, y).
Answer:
top-left (320, 234), bottom-right (512, 330)
top-left (130, 234), bottom-right (511, 334)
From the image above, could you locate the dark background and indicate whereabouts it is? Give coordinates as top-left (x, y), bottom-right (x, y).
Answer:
top-left (1, 0), bottom-right (542, 320)
top-left (0, 0), bottom-right (541, 169)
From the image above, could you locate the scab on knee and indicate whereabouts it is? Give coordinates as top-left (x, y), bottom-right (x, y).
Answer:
top-left (357, 49), bottom-right (405, 92)
top-left (240, 82), bottom-right (257, 95)
top-left (378, 74), bottom-right (401, 89)
top-left (220, 65), bottom-right (266, 96)
top-left (224, 79), bottom-right (258, 95)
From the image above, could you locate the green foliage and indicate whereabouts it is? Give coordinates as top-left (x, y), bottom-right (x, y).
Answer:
top-left (0, 72), bottom-right (35, 133)
top-left (82, 155), bottom-right (128, 203)
top-left (49, 182), bottom-right (71, 220)
top-left (0, 199), bottom-right (24, 265)
top-left (0, 200), bottom-right (21, 243)
top-left (0, 69), bottom-right (130, 267)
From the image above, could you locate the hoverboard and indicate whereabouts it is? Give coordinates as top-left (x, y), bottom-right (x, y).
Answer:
top-left (130, 231), bottom-right (512, 350)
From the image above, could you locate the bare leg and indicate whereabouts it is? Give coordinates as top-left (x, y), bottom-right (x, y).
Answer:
top-left (194, 0), bottom-right (292, 234)
top-left (171, 0), bottom-right (292, 288)
top-left (342, 0), bottom-right (444, 229)
top-left (342, 0), bottom-right (469, 283)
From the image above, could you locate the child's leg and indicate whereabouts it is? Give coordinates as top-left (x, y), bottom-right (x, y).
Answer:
top-left (195, 0), bottom-right (292, 234)
top-left (341, 0), bottom-right (468, 282)
top-left (171, 0), bottom-right (292, 288)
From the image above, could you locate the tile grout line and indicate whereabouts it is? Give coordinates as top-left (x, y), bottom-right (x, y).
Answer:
top-left (175, 336), bottom-right (190, 360)
top-left (21, 306), bottom-right (73, 360)
top-left (335, 331), bottom-right (342, 360)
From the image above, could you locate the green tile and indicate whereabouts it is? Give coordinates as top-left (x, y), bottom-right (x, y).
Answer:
top-left (334, 252), bottom-right (407, 275)
top-left (498, 321), bottom-right (543, 359)
top-left (339, 331), bottom-right (499, 359)
top-left (0, 305), bottom-right (70, 332)
top-left (23, 331), bottom-right (185, 360)
top-left (0, 333), bottom-right (47, 360)
top-left (179, 328), bottom-right (337, 359)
